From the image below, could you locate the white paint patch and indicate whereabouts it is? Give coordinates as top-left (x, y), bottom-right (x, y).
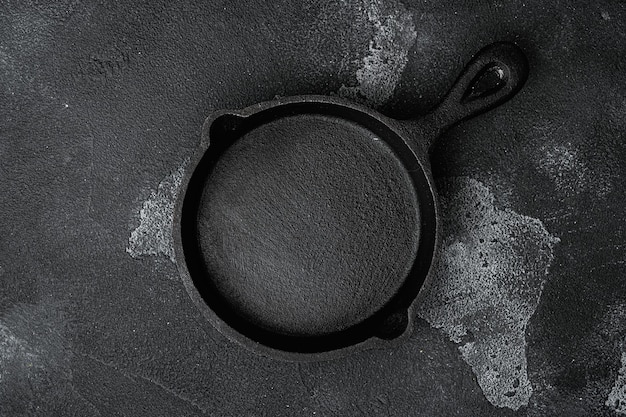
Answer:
top-left (127, 160), bottom-right (188, 263)
top-left (417, 177), bottom-right (560, 410)
top-left (607, 352), bottom-right (626, 414)
top-left (338, 0), bottom-right (417, 107)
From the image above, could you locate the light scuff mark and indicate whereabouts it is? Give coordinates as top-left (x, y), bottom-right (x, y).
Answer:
top-left (417, 177), bottom-right (560, 410)
top-left (537, 141), bottom-right (612, 198)
top-left (0, 323), bottom-right (39, 383)
top-left (30, 0), bottom-right (82, 21)
top-left (0, 303), bottom-right (99, 416)
top-left (607, 352), bottom-right (626, 414)
top-left (338, 0), bottom-right (417, 108)
top-left (127, 160), bottom-right (188, 263)
top-left (533, 117), bottom-right (618, 199)
top-left (604, 304), bottom-right (626, 417)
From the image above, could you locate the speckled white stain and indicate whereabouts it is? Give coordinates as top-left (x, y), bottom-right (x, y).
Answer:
top-left (338, 0), bottom-right (417, 107)
top-left (534, 128), bottom-right (618, 199)
top-left (417, 177), bottom-right (560, 410)
top-left (127, 160), bottom-right (188, 263)
top-left (607, 352), bottom-right (626, 414)
top-left (538, 141), bottom-right (606, 197)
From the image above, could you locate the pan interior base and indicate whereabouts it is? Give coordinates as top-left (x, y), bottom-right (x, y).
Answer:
top-left (196, 113), bottom-right (421, 337)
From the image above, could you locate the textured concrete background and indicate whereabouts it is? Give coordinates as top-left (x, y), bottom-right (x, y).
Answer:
top-left (0, 0), bottom-right (625, 415)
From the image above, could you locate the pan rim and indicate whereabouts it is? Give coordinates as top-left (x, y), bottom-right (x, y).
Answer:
top-left (173, 95), bottom-right (441, 361)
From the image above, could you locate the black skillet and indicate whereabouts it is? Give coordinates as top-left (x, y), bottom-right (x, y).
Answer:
top-left (173, 42), bottom-right (528, 361)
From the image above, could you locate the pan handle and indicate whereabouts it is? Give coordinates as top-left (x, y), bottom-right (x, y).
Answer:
top-left (418, 42), bottom-right (528, 150)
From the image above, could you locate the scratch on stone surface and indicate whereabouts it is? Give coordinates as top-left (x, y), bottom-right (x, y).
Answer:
top-left (81, 351), bottom-right (210, 416)
top-left (70, 385), bottom-right (102, 417)
top-left (417, 177), bottom-right (560, 410)
top-left (607, 352), bottom-right (626, 414)
top-left (86, 133), bottom-right (95, 215)
top-left (127, 159), bottom-right (189, 263)
top-left (337, 0), bottom-right (417, 108)
top-left (298, 363), bottom-right (312, 392)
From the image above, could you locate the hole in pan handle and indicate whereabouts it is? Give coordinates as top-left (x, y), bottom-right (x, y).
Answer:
top-left (417, 42), bottom-right (529, 150)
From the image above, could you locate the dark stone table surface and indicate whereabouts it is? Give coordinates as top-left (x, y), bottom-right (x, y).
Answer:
top-left (1, 0), bottom-right (624, 415)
